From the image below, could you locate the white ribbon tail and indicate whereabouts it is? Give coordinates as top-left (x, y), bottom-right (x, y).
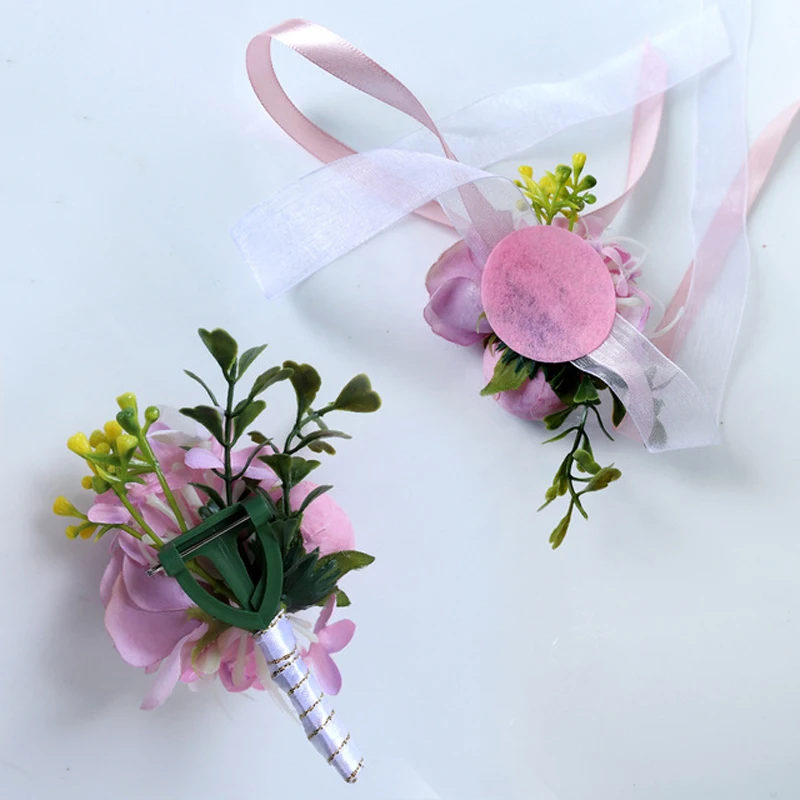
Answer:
top-left (573, 316), bottom-right (719, 453)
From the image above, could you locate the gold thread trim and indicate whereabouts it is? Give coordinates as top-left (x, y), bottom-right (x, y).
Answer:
top-left (265, 610), bottom-right (285, 631)
top-left (271, 651), bottom-right (301, 679)
top-left (308, 709), bottom-right (336, 740)
top-left (327, 733), bottom-right (351, 764)
top-left (299, 692), bottom-right (325, 720)
top-left (346, 757), bottom-right (365, 783)
top-left (266, 646), bottom-right (297, 665)
top-left (287, 670), bottom-right (310, 695)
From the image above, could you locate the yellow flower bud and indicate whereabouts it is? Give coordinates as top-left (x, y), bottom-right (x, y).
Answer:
top-left (53, 496), bottom-right (82, 517)
top-left (80, 476), bottom-right (94, 490)
top-left (89, 429), bottom-right (108, 448)
top-left (518, 165), bottom-right (533, 179)
top-left (65, 525), bottom-right (79, 540)
top-left (79, 524), bottom-right (98, 540)
top-left (538, 174), bottom-right (557, 195)
top-left (67, 433), bottom-right (91, 456)
top-left (116, 392), bottom-right (138, 412)
top-left (116, 433), bottom-right (138, 456)
top-left (572, 152), bottom-right (587, 172)
top-left (104, 420), bottom-right (123, 440)
top-left (95, 442), bottom-right (111, 455)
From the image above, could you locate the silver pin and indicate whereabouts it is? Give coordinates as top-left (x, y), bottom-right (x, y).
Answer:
top-left (146, 517), bottom-right (249, 577)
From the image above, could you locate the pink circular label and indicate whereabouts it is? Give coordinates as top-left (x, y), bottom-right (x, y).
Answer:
top-left (480, 225), bottom-right (616, 363)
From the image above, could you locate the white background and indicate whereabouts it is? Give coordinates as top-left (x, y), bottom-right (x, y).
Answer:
top-left (1, 1), bottom-right (799, 799)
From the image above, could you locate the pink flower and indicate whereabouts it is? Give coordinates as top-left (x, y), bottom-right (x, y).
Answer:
top-left (185, 439), bottom-right (276, 482)
top-left (302, 595), bottom-right (355, 695)
top-left (101, 532), bottom-right (208, 709)
top-left (596, 238), bottom-right (652, 331)
top-left (482, 342), bottom-right (566, 421)
top-left (278, 481), bottom-right (355, 556)
top-left (96, 434), bottom-right (358, 708)
top-left (423, 240), bottom-right (492, 346)
top-left (425, 225), bottom-right (653, 418)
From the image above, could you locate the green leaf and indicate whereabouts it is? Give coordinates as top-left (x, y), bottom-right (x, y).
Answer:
top-left (573, 449), bottom-right (601, 475)
top-left (549, 508), bottom-right (573, 549)
top-left (84, 452), bottom-right (123, 468)
top-left (198, 328), bottom-right (238, 378)
top-left (297, 429), bottom-right (352, 450)
top-left (480, 352), bottom-right (529, 396)
top-left (584, 467), bottom-right (622, 492)
top-left (281, 544), bottom-right (340, 612)
top-left (297, 484), bottom-right (333, 514)
top-left (259, 453), bottom-right (320, 487)
top-left (270, 516), bottom-right (301, 553)
top-left (249, 366), bottom-right (294, 400)
top-left (573, 375), bottom-right (600, 404)
top-left (248, 430), bottom-right (272, 446)
top-left (308, 440), bottom-right (336, 455)
top-left (543, 407), bottom-right (576, 431)
top-left (333, 374), bottom-right (382, 413)
top-left (317, 549), bottom-right (375, 580)
top-left (180, 405), bottom-right (225, 443)
top-left (315, 588), bottom-right (352, 608)
top-left (537, 484), bottom-right (559, 511)
top-left (183, 370), bottom-right (219, 406)
top-left (237, 344), bottom-right (267, 378)
top-left (284, 361), bottom-right (321, 416)
top-left (542, 426), bottom-right (579, 445)
top-left (189, 482), bottom-right (226, 510)
top-left (232, 399), bottom-right (266, 443)
top-left (335, 588), bottom-right (351, 607)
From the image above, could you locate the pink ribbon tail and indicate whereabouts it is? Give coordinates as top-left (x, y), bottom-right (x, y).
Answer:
top-left (656, 100), bottom-right (800, 358)
top-left (246, 18), bottom-right (453, 227)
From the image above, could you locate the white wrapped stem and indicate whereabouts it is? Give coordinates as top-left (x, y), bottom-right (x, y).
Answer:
top-left (254, 611), bottom-right (364, 784)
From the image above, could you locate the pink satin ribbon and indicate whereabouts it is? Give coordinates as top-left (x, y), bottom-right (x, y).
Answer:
top-left (586, 42), bottom-right (668, 230)
top-left (246, 18), bottom-right (453, 226)
top-left (245, 18), bottom-right (667, 234)
top-left (656, 100), bottom-right (800, 356)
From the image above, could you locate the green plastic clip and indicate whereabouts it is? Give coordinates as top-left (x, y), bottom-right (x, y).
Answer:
top-left (150, 492), bottom-right (283, 631)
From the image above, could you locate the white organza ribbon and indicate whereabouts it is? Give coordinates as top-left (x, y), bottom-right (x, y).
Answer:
top-left (234, 7), bottom-right (730, 298)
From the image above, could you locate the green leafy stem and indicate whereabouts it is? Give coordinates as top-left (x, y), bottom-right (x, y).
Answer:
top-left (180, 328), bottom-right (382, 613)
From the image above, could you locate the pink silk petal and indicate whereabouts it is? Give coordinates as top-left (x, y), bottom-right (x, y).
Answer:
top-left (140, 624), bottom-right (208, 711)
top-left (306, 644), bottom-right (343, 696)
top-left (99, 547), bottom-right (124, 607)
top-left (118, 533), bottom-right (155, 567)
top-left (424, 277), bottom-right (489, 347)
top-left (122, 556), bottom-right (193, 613)
top-left (141, 503), bottom-right (175, 539)
top-left (425, 240), bottom-right (483, 295)
top-left (104, 576), bottom-right (198, 668)
top-left (88, 503), bottom-right (131, 525)
top-left (184, 448), bottom-right (224, 470)
top-left (318, 619), bottom-right (355, 654)
top-left (289, 482), bottom-right (355, 556)
top-left (315, 594), bottom-right (336, 633)
top-left (482, 345), bottom-right (566, 421)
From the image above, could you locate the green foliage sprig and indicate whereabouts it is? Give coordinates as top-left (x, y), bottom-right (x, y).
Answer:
top-left (181, 328), bottom-right (381, 611)
top-left (515, 153), bottom-right (597, 229)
